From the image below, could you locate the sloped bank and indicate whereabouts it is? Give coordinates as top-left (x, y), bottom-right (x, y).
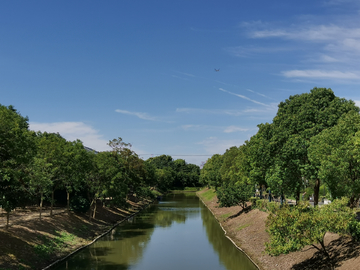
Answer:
top-left (197, 188), bottom-right (360, 270)
top-left (0, 200), bottom-right (152, 270)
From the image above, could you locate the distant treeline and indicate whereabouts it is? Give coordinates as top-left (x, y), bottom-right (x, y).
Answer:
top-left (0, 104), bottom-right (201, 225)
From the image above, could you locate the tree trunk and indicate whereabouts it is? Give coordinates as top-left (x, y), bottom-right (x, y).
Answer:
top-left (295, 190), bottom-right (300, 205)
top-left (349, 194), bottom-right (360, 209)
top-left (92, 201), bottom-right (97, 219)
top-left (39, 192), bottom-right (43, 220)
top-left (6, 211), bottom-right (10, 229)
top-left (67, 191), bottom-right (70, 213)
top-left (314, 178), bottom-right (320, 207)
top-left (50, 190), bottom-right (54, 217)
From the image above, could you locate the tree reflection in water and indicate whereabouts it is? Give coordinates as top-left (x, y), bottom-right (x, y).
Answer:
top-left (52, 193), bottom-right (257, 270)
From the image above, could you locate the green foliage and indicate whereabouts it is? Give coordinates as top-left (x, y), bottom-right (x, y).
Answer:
top-left (309, 111), bottom-right (360, 207)
top-left (216, 180), bottom-right (253, 209)
top-left (70, 191), bottom-right (90, 213)
top-left (0, 104), bottom-right (36, 214)
top-left (349, 219), bottom-right (360, 242)
top-left (252, 199), bottom-right (279, 213)
top-left (146, 156), bottom-right (201, 190)
top-left (265, 198), bottom-right (356, 257)
top-left (200, 154), bottom-right (223, 189)
top-left (249, 197), bottom-right (257, 205)
top-left (34, 231), bottom-right (76, 257)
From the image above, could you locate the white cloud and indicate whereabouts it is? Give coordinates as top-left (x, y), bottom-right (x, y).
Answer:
top-left (115, 109), bottom-right (158, 121)
top-left (281, 69), bottom-right (360, 79)
top-left (224, 126), bottom-right (249, 133)
top-left (176, 106), bottom-right (277, 116)
top-left (319, 54), bottom-right (341, 63)
top-left (219, 88), bottom-right (270, 106)
top-left (176, 108), bottom-right (245, 116)
top-left (246, 89), bottom-right (276, 100)
top-left (353, 100), bottom-right (360, 107)
top-left (225, 46), bottom-right (291, 57)
top-left (29, 122), bottom-right (110, 151)
top-left (251, 25), bottom-right (360, 42)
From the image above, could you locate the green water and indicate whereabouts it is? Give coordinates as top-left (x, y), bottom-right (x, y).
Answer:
top-left (52, 193), bottom-right (258, 270)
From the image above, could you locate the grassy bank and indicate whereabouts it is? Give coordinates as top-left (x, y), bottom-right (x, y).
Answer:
top-left (0, 200), bottom-right (152, 270)
top-left (197, 188), bottom-right (360, 270)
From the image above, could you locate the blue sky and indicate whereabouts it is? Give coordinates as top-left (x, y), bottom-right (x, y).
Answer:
top-left (2, 0), bottom-right (360, 166)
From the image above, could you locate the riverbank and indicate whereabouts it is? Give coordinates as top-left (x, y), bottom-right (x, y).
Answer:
top-left (197, 188), bottom-right (360, 270)
top-left (0, 200), bottom-right (152, 270)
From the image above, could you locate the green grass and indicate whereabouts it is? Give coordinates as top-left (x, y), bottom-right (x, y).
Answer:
top-left (200, 189), bottom-right (216, 201)
top-left (34, 231), bottom-right (76, 258)
top-left (151, 189), bottom-right (162, 197)
top-left (237, 223), bottom-right (251, 231)
top-left (220, 213), bottom-right (231, 221)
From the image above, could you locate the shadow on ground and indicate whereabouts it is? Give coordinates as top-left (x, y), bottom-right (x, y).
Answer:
top-left (292, 236), bottom-right (360, 270)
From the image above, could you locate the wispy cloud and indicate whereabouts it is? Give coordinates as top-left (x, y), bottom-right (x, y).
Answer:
top-left (29, 122), bottom-right (110, 151)
top-left (250, 25), bottom-right (360, 42)
top-left (225, 45), bottom-right (292, 57)
top-left (219, 88), bottom-right (269, 106)
top-left (240, 20), bottom-right (360, 80)
top-left (176, 107), bottom-right (276, 116)
top-left (224, 126), bottom-right (249, 133)
top-left (180, 124), bottom-right (249, 133)
top-left (281, 69), bottom-right (360, 79)
top-left (115, 109), bottom-right (159, 121)
top-left (246, 89), bottom-right (276, 100)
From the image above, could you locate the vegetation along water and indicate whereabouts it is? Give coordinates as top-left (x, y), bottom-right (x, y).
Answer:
top-left (51, 193), bottom-right (258, 270)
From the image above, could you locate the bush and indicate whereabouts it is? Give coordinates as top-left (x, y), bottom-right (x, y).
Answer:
top-left (349, 220), bottom-right (360, 242)
top-left (266, 198), bottom-right (356, 258)
top-left (250, 197), bottom-right (257, 206)
top-left (267, 202), bottom-right (279, 214)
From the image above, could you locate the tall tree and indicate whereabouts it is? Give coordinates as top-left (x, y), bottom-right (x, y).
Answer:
top-left (309, 111), bottom-right (360, 207)
top-left (61, 139), bottom-right (90, 213)
top-left (0, 104), bottom-right (36, 227)
top-left (217, 143), bottom-right (253, 209)
top-left (28, 132), bottom-right (68, 218)
top-left (200, 154), bottom-right (223, 189)
top-left (268, 88), bottom-right (359, 205)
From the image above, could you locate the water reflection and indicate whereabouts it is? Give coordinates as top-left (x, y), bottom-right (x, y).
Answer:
top-left (52, 193), bottom-right (257, 270)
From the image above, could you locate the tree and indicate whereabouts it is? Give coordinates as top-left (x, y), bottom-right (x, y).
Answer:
top-left (61, 139), bottom-right (91, 213)
top-left (28, 132), bottom-right (68, 218)
top-left (219, 146), bottom-right (240, 183)
top-left (217, 143), bottom-right (253, 209)
top-left (217, 181), bottom-right (253, 209)
top-left (147, 155), bottom-right (174, 169)
top-left (0, 104), bottom-right (36, 227)
top-left (266, 198), bottom-right (356, 265)
top-left (200, 154), bottom-right (223, 190)
top-left (309, 111), bottom-right (360, 207)
top-left (248, 123), bottom-right (273, 195)
top-left (266, 88), bottom-right (359, 205)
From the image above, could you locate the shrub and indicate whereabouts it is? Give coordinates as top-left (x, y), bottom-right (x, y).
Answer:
top-left (349, 220), bottom-right (360, 242)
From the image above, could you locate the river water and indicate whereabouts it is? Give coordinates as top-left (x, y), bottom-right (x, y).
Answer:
top-left (52, 193), bottom-right (258, 270)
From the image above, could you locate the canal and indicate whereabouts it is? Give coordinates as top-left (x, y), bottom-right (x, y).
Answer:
top-left (52, 193), bottom-right (258, 270)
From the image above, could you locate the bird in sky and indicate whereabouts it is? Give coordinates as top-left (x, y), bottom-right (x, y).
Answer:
top-left (214, 68), bottom-right (220, 72)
